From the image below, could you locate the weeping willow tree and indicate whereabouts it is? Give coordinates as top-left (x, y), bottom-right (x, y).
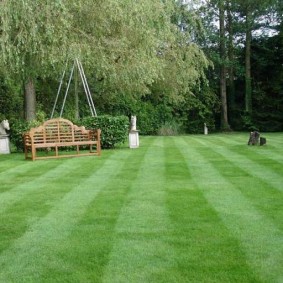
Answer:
top-left (151, 0), bottom-right (210, 103)
top-left (0, 0), bottom-right (209, 120)
top-left (0, 0), bottom-right (71, 120)
top-left (66, 0), bottom-right (176, 96)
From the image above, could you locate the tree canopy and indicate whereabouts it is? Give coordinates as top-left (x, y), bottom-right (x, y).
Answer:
top-left (0, 0), bottom-right (282, 132)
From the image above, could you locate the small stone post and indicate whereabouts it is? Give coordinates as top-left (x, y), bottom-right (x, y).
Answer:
top-left (204, 123), bottom-right (208, 135)
top-left (129, 115), bottom-right (139, 148)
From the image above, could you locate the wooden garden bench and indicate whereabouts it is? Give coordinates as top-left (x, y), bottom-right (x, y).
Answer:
top-left (23, 118), bottom-right (101, 161)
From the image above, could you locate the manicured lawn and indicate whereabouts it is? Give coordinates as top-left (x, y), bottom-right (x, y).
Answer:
top-left (0, 133), bottom-right (282, 282)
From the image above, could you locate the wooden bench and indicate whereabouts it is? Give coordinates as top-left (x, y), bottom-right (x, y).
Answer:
top-left (23, 118), bottom-right (101, 160)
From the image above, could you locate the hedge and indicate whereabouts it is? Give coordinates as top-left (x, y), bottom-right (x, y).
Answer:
top-left (80, 115), bottom-right (130, 149)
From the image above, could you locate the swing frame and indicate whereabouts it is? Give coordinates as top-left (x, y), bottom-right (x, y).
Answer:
top-left (50, 59), bottom-right (97, 119)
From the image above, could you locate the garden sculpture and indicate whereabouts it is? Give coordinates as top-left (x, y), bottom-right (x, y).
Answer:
top-left (131, 116), bottom-right (137, 131)
top-left (248, 131), bottom-right (266, 146)
top-left (0, 119), bottom-right (10, 135)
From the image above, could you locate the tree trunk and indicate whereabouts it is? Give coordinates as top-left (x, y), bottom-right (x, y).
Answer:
top-left (227, 2), bottom-right (235, 111)
top-left (219, 0), bottom-right (230, 130)
top-left (24, 78), bottom-right (36, 121)
top-left (245, 10), bottom-right (252, 114)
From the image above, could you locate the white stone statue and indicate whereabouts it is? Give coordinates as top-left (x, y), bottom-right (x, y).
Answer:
top-left (0, 119), bottom-right (10, 135)
top-left (130, 115), bottom-right (137, 131)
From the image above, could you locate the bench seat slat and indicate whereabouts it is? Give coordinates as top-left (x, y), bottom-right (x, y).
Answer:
top-left (34, 141), bottom-right (98, 148)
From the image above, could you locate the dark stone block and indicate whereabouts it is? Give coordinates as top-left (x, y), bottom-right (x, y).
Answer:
top-left (248, 131), bottom-right (260, 145)
top-left (260, 137), bottom-right (266, 146)
top-left (247, 131), bottom-right (266, 146)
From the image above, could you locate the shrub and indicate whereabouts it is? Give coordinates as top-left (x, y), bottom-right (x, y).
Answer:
top-left (134, 102), bottom-right (159, 135)
top-left (81, 115), bottom-right (129, 149)
top-left (9, 119), bottom-right (28, 152)
top-left (241, 111), bottom-right (259, 132)
top-left (9, 111), bottom-right (47, 152)
top-left (133, 102), bottom-right (174, 135)
top-left (158, 121), bottom-right (181, 136)
top-left (9, 119), bottom-right (43, 152)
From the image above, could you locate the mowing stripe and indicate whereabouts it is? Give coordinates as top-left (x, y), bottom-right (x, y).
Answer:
top-left (43, 140), bottom-right (156, 282)
top-left (175, 137), bottom-right (283, 283)
top-left (0, 160), bottom-right (65, 193)
top-left (0, 154), bottom-right (115, 256)
top-left (193, 137), bottom-right (283, 193)
top-left (102, 137), bottom-right (176, 283)
top-left (190, 144), bottom-right (283, 231)
top-left (0, 156), bottom-right (105, 213)
top-left (0, 150), bottom-right (132, 282)
top-left (164, 137), bottom-right (259, 282)
top-left (211, 134), bottom-right (283, 172)
top-left (0, 157), bottom-right (26, 173)
top-left (211, 133), bottom-right (283, 164)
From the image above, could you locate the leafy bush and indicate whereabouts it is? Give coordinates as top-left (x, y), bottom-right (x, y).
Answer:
top-left (158, 121), bottom-right (182, 136)
top-left (9, 119), bottom-right (44, 152)
top-left (0, 75), bottom-right (23, 121)
top-left (133, 102), bottom-right (174, 135)
top-left (9, 119), bottom-right (29, 152)
top-left (241, 111), bottom-right (259, 132)
top-left (9, 111), bottom-right (47, 152)
top-left (134, 103), bottom-right (158, 135)
top-left (81, 115), bottom-right (129, 149)
top-left (182, 89), bottom-right (220, 134)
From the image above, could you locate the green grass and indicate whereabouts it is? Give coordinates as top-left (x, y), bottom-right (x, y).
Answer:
top-left (0, 133), bottom-right (282, 283)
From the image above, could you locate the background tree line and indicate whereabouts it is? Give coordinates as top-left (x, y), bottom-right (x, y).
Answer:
top-left (0, 0), bottom-right (282, 135)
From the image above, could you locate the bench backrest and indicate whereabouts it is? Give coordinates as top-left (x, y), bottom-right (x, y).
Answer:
top-left (27, 118), bottom-right (92, 144)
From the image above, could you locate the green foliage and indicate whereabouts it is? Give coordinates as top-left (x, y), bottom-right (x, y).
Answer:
top-left (9, 111), bottom-right (47, 152)
top-left (132, 102), bottom-right (176, 135)
top-left (1, 0), bottom-right (282, 132)
top-left (81, 115), bottom-right (129, 149)
top-left (9, 119), bottom-right (29, 152)
top-left (134, 103), bottom-right (160, 135)
top-left (239, 111), bottom-right (258, 131)
top-left (0, 0), bottom-right (71, 80)
top-left (1, 0), bottom-right (210, 124)
top-left (152, 41), bottom-right (210, 104)
top-left (0, 75), bottom-right (23, 120)
top-left (183, 85), bottom-right (220, 134)
top-left (158, 121), bottom-right (182, 136)
top-left (250, 34), bottom-right (283, 131)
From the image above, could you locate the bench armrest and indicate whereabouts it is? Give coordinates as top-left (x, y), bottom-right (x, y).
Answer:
top-left (23, 132), bottom-right (33, 145)
top-left (89, 129), bottom-right (101, 141)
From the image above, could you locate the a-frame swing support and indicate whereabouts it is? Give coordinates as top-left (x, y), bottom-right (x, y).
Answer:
top-left (51, 59), bottom-right (97, 119)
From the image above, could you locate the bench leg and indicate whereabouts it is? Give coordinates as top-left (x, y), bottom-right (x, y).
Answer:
top-left (31, 146), bottom-right (36, 161)
top-left (97, 142), bottom-right (101, 155)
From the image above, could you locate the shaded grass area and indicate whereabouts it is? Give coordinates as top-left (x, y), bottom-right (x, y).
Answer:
top-left (0, 133), bottom-right (282, 282)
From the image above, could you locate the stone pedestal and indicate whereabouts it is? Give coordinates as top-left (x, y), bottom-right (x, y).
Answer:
top-left (129, 130), bottom-right (139, 149)
top-left (0, 135), bottom-right (10, 154)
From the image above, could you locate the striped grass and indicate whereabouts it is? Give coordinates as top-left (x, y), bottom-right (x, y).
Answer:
top-left (0, 133), bottom-right (282, 282)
